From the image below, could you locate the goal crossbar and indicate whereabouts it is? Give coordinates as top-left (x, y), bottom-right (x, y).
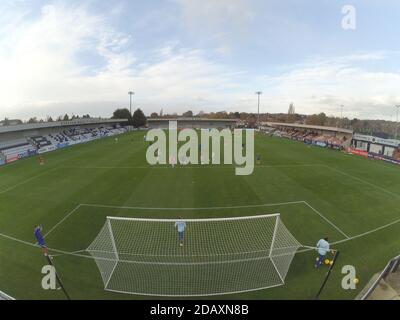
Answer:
top-left (106, 213), bottom-right (280, 222)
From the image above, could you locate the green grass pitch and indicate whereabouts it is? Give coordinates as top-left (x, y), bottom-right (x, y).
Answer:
top-left (0, 131), bottom-right (399, 299)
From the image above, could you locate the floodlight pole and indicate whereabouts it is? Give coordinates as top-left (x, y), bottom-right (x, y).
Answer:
top-left (255, 91), bottom-right (262, 129)
top-left (340, 105), bottom-right (344, 128)
top-left (396, 105), bottom-right (400, 139)
top-left (128, 91), bottom-right (135, 116)
top-left (336, 104), bottom-right (345, 128)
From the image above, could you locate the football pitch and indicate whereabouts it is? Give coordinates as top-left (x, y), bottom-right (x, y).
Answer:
top-left (0, 131), bottom-right (399, 300)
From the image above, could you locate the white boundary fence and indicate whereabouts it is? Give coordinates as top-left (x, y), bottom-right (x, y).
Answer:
top-left (0, 290), bottom-right (15, 300)
top-left (360, 253), bottom-right (400, 300)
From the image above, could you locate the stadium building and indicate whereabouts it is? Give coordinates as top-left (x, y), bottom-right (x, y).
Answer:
top-left (261, 122), bottom-right (354, 149)
top-left (0, 118), bottom-right (128, 166)
top-left (349, 134), bottom-right (400, 164)
top-left (147, 118), bottom-right (238, 130)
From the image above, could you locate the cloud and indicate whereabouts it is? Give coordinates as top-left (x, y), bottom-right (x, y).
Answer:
top-left (175, 0), bottom-right (256, 54)
top-left (256, 52), bottom-right (400, 119)
top-left (177, 0), bottom-right (255, 32)
top-left (0, 2), bottom-right (399, 121)
top-left (0, 2), bottom-right (244, 119)
top-left (0, 3), bottom-right (135, 118)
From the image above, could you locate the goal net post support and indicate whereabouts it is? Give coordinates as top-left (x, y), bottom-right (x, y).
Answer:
top-left (87, 214), bottom-right (301, 297)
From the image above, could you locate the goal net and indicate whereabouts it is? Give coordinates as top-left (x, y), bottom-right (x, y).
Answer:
top-left (87, 214), bottom-right (301, 296)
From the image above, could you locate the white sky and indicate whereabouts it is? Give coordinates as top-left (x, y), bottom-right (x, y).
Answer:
top-left (1, 1), bottom-right (400, 121)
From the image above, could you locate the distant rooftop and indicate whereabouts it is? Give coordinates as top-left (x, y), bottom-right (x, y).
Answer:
top-left (0, 118), bottom-right (128, 134)
top-left (0, 119), bottom-right (22, 126)
top-left (263, 122), bottom-right (354, 134)
top-left (148, 118), bottom-right (237, 122)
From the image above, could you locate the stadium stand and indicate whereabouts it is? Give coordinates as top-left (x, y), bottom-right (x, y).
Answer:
top-left (0, 118), bottom-right (128, 166)
top-left (1, 143), bottom-right (37, 163)
top-left (0, 138), bottom-right (30, 149)
top-left (30, 136), bottom-right (52, 148)
top-left (393, 149), bottom-right (400, 161)
top-left (262, 122), bottom-right (400, 165)
top-left (147, 118), bottom-right (238, 129)
top-left (262, 123), bottom-right (351, 150)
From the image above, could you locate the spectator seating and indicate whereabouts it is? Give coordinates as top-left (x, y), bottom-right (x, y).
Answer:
top-left (0, 143), bottom-right (37, 161)
top-left (30, 136), bottom-right (52, 148)
top-left (265, 126), bottom-right (345, 148)
top-left (0, 138), bottom-right (29, 150)
top-left (0, 125), bottom-right (128, 165)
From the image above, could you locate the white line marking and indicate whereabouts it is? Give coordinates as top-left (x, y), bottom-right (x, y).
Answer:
top-left (43, 200), bottom-right (348, 243)
top-left (0, 232), bottom-right (39, 247)
top-left (0, 167), bottom-right (58, 195)
top-left (104, 283), bottom-right (284, 298)
top-left (0, 289), bottom-right (15, 300)
top-left (43, 204), bottom-right (82, 239)
top-left (80, 200), bottom-right (305, 211)
top-left (60, 164), bottom-right (322, 170)
top-left (2, 199), bottom-right (399, 270)
top-left (38, 201), bottom-right (304, 240)
top-left (88, 244), bottom-right (300, 259)
top-left (2, 210), bottom-right (400, 264)
top-left (323, 165), bottom-right (400, 199)
top-left (333, 213), bottom-right (400, 245)
top-left (344, 152), bottom-right (400, 171)
top-left (88, 253), bottom-right (290, 266)
top-left (83, 201), bottom-right (350, 238)
top-left (50, 249), bottom-right (87, 258)
top-left (303, 201), bottom-right (350, 239)
top-left (60, 164), bottom-right (400, 202)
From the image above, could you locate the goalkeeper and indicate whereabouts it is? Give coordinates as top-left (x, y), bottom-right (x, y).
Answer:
top-left (314, 236), bottom-right (335, 268)
top-left (174, 217), bottom-right (187, 247)
top-left (34, 225), bottom-right (49, 256)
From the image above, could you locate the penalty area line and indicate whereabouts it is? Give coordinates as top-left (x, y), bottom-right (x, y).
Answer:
top-left (80, 201), bottom-right (350, 240)
top-left (59, 163), bottom-right (323, 170)
top-left (79, 200), bottom-right (306, 211)
top-left (333, 213), bottom-right (400, 245)
top-left (302, 201), bottom-right (350, 239)
top-left (323, 165), bottom-right (400, 200)
top-left (2, 211), bottom-right (400, 264)
top-left (43, 204), bottom-right (83, 239)
top-left (0, 167), bottom-right (58, 195)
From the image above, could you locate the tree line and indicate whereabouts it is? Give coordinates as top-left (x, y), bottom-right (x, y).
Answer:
top-left (112, 108), bottom-right (146, 128)
top-left (0, 114), bottom-right (93, 125)
top-left (2, 107), bottom-right (398, 138)
top-left (145, 109), bottom-right (399, 138)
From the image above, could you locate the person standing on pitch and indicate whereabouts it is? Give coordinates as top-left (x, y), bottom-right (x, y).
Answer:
top-left (34, 225), bottom-right (49, 256)
top-left (174, 216), bottom-right (186, 247)
top-left (315, 236), bottom-right (335, 268)
top-left (256, 154), bottom-right (261, 165)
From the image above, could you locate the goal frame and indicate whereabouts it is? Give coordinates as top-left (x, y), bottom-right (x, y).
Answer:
top-left (87, 213), bottom-right (300, 297)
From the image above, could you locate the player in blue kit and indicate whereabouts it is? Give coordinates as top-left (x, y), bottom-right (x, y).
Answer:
top-left (34, 225), bottom-right (49, 256)
top-left (174, 217), bottom-right (187, 247)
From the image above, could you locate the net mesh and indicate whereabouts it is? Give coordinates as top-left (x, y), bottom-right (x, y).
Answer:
top-left (87, 214), bottom-right (301, 296)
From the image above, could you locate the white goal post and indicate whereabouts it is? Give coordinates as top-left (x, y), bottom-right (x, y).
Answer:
top-left (87, 213), bottom-right (301, 297)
